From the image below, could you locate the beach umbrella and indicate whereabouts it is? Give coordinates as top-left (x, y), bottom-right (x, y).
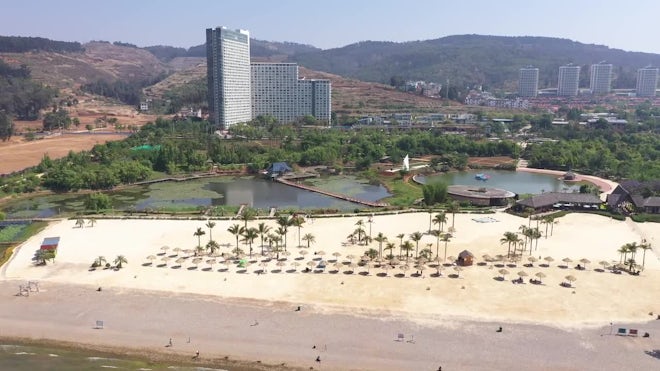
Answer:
top-left (316, 250), bottom-right (326, 257)
top-left (276, 260), bottom-right (286, 272)
top-left (527, 256), bottom-right (538, 266)
top-left (374, 257), bottom-right (385, 265)
top-left (482, 254), bottom-right (492, 262)
top-left (543, 256), bottom-right (554, 266)
top-left (363, 261), bottom-right (374, 274)
top-left (347, 262), bottom-right (358, 273)
top-left (535, 271), bottom-right (546, 283)
top-left (453, 266), bottom-right (463, 277)
top-left (206, 258), bottom-right (217, 270)
top-left (172, 247), bottom-right (181, 255)
top-left (598, 260), bottom-right (610, 270)
top-left (400, 264), bottom-right (411, 277)
top-left (222, 259), bottom-right (232, 270)
top-left (447, 256), bottom-right (456, 264)
top-left (332, 252), bottom-right (342, 261)
top-left (183, 249), bottom-right (194, 257)
top-left (281, 251), bottom-right (292, 260)
top-left (416, 257), bottom-right (428, 266)
top-left (258, 261), bottom-right (269, 274)
top-left (192, 257), bottom-right (203, 268)
top-left (332, 262), bottom-right (343, 272)
top-left (389, 258), bottom-right (401, 266)
top-left (299, 250), bottom-right (309, 258)
top-left (175, 257), bottom-right (186, 267)
top-left (564, 275), bottom-right (577, 287)
top-left (210, 251), bottom-right (222, 258)
top-left (306, 261), bottom-right (317, 271)
top-left (146, 255), bottom-right (156, 264)
top-left (434, 264), bottom-right (444, 276)
top-left (579, 258), bottom-right (591, 269)
top-left (498, 268), bottom-right (509, 279)
top-left (562, 257), bottom-right (573, 266)
top-left (160, 246), bottom-right (170, 253)
top-left (160, 256), bottom-right (171, 266)
top-left (360, 255), bottom-right (371, 262)
top-left (290, 261), bottom-right (301, 272)
top-left (346, 254), bottom-right (356, 261)
top-left (494, 254), bottom-right (505, 262)
top-left (415, 264), bottom-right (427, 276)
top-left (517, 271), bottom-right (528, 278)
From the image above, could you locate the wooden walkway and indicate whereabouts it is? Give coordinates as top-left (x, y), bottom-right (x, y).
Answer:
top-left (275, 178), bottom-right (388, 208)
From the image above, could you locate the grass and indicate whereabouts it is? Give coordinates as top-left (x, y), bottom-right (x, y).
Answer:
top-left (380, 176), bottom-right (422, 207)
top-left (0, 221), bottom-right (48, 267)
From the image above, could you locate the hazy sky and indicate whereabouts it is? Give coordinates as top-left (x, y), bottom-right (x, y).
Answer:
top-left (2, 0), bottom-right (659, 54)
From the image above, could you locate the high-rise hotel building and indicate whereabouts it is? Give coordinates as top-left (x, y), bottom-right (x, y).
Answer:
top-left (636, 66), bottom-right (658, 97)
top-left (518, 67), bottom-right (539, 97)
top-left (558, 64), bottom-right (580, 96)
top-left (590, 62), bottom-right (612, 95)
top-left (206, 27), bottom-right (252, 129)
top-left (251, 63), bottom-right (331, 124)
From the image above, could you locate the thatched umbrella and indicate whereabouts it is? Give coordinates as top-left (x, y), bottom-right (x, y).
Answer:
top-left (258, 261), bottom-right (269, 274)
top-left (598, 260), bottom-right (610, 270)
top-left (434, 264), bottom-right (444, 276)
top-left (316, 250), bottom-right (326, 259)
top-left (494, 254), bottom-right (505, 262)
top-left (332, 262), bottom-right (343, 272)
top-left (298, 250), bottom-right (308, 259)
top-left (400, 264), bottom-right (411, 277)
top-left (360, 255), bottom-right (371, 262)
top-left (562, 257), bottom-right (573, 266)
top-left (447, 256), bottom-right (456, 265)
top-left (527, 256), bottom-right (538, 266)
top-left (347, 262), bottom-right (358, 273)
top-left (416, 257), bottom-right (428, 266)
top-left (280, 251), bottom-right (292, 261)
top-left (175, 257), bottom-right (186, 267)
top-left (206, 258), bottom-right (217, 270)
top-left (183, 249), bottom-right (194, 257)
top-left (579, 258), bottom-right (591, 269)
top-left (192, 257), bottom-right (203, 269)
top-left (160, 246), bottom-right (170, 253)
top-left (160, 256), bottom-right (170, 266)
top-left (535, 271), bottom-right (546, 283)
top-left (543, 256), bottom-right (554, 266)
top-left (453, 266), bottom-right (463, 277)
top-left (276, 260), bottom-right (287, 272)
top-left (332, 252), bottom-right (342, 261)
top-left (498, 268), bottom-right (510, 280)
top-left (517, 271), bottom-right (528, 279)
top-left (374, 257), bottom-right (385, 266)
top-left (363, 261), bottom-right (374, 274)
top-left (482, 254), bottom-right (492, 262)
top-left (389, 258), bottom-right (401, 266)
top-left (223, 259), bottom-right (232, 271)
top-left (146, 255), bottom-right (156, 265)
top-left (306, 260), bottom-right (316, 271)
top-left (564, 275), bottom-right (577, 287)
top-left (172, 247), bottom-right (181, 256)
top-left (345, 254), bottom-right (356, 262)
top-left (381, 264), bottom-right (391, 276)
top-left (290, 261), bottom-right (301, 272)
top-left (415, 264), bottom-right (427, 276)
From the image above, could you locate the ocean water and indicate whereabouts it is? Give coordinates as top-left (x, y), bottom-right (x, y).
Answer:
top-left (0, 344), bottom-right (239, 371)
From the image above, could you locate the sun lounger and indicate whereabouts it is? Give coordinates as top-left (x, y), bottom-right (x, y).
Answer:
top-left (628, 329), bottom-right (638, 337)
top-left (616, 328), bottom-right (627, 336)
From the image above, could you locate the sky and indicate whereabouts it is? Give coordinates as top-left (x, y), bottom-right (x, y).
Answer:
top-left (2, 0), bottom-right (660, 54)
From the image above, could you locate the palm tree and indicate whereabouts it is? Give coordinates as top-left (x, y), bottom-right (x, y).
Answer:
top-left (302, 233), bottom-right (316, 248)
top-left (205, 220), bottom-right (216, 242)
top-left (290, 215), bottom-right (305, 247)
top-left (639, 242), bottom-right (652, 269)
top-left (239, 207), bottom-right (257, 229)
top-left (75, 218), bottom-right (85, 228)
top-left (541, 216), bottom-right (554, 239)
top-left (94, 256), bottom-right (106, 268)
top-left (518, 225), bottom-right (530, 254)
top-left (270, 235), bottom-right (283, 259)
top-left (420, 247), bottom-right (433, 260)
top-left (446, 201), bottom-right (460, 229)
top-left (384, 242), bottom-right (396, 259)
top-left (373, 233), bottom-right (387, 259)
top-left (500, 231), bottom-right (518, 258)
top-left (241, 227), bottom-right (259, 257)
top-left (430, 229), bottom-right (442, 259)
top-left (433, 212), bottom-right (447, 232)
top-left (355, 219), bottom-right (365, 242)
top-left (617, 244), bottom-right (629, 264)
top-left (257, 222), bottom-right (271, 256)
top-left (441, 233), bottom-right (452, 263)
top-left (410, 231), bottom-right (423, 259)
top-left (627, 242), bottom-right (638, 262)
top-left (367, 216), bottom-right (375, 238)
top-left (114, 255), bottom-right (127, 269)
top-left (206, 240), bottom-right (220, 255)
top-left (365, 248), bottom-right (378, 260)
top-left (193, 227), bottom-right (206, 249)
top-left (276, 215), bottom-right (290, 250)
top-left (87, 218), bottom-right (97, 228)
top-left (227, 224), bottom-right (244, 250)
top-left (531, 227), bottom-right (542, 253)
top-left (550, 218), bottom-right (558, 236)
top-left (276, 226), bottom-right (287, 251)
top-left (401, 241), bottom-right (414, 262)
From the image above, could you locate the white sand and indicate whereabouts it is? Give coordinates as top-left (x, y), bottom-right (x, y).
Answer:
top-left (3, 211), bottom-right (659, 328)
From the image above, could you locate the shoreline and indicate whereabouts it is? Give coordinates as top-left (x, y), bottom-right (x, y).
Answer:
top-left (516, 167), bottom-right (618, 194)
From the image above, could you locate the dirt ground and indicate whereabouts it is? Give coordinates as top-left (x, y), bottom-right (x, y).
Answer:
top-left (0, 133), bottom-right (128, 174)
top-left (468, 156), bottom-right (516, 167)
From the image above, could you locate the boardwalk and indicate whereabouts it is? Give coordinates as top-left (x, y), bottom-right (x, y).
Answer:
top-left (275, 178), bottom-right (388, 208)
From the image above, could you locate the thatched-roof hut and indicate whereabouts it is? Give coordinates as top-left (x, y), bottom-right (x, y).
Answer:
top-left (458, 250), bottom-right (474, 266)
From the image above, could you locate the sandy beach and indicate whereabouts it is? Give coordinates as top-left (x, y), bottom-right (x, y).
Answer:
top-left (1, 211), bottom-right (659, 369)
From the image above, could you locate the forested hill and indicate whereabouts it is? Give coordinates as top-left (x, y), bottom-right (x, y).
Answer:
top-left (0, 36), bottom-right (83, 53)
top-left (289, 35), bottom-right (660, 91)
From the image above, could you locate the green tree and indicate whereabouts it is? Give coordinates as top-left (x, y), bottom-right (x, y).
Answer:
top-left (302, 233), bottom-right (316, 248)
top-left (446, 201), bottom-right (460, 229)
top-left (373, 232), bottom-right (387, 259)
top-left (433, 212), bottom-right (447, 232)
top-left (0, 110), bottom-right (14, 141)
top-left (114, 255), bottom-right (127, 269)
top-left (227, 224), bottom-right (244, 250)
top-left (205, 220), bottom-right (216, 242)
top-left (290, 215), bottom-right (305, 247)
top-left (42, 109), bottom-right (71, 131)
top-left (84, 193), bottom-right (111, 212)
top-left (239, 207), bottom-right (256, 229)
top-left (500, 231), bottom-right (518, 257)
top-left (276, 215), bottom-right (291, 250)
top-left (257, 222), bottom-right (271, 256)
top-left (241, 227), bottom-right (259, 257)
top-left (193, 227), bottom-right (206, 249)
top-left (401, 241), bottom-right (414, 262)
top-left (410, 231), bottom-right (423, 259)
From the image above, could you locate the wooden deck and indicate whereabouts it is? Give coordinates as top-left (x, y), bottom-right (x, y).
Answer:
top-left (275, 178), bottom-right (388, 208)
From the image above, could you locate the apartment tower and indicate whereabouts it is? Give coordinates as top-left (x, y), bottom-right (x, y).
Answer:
top-left (636, 66), bottom-right (659, 97)
top-left (206, 27), bottom-right (252, 129)
top-left (518, 67), bottom-right (539, 97)
top-left (558, 64), bottom-right (581, 96)
top-left (590, 62), bottom-right (612, 95)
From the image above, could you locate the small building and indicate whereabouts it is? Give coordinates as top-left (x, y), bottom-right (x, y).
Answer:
top-left (448, 185), bottom-right (516, 206)
top-left (40, 237), bottom-right (60, 251)
top-left (642, 197), bottom-right (660, 214)
top-left (563, 171), bottom-right (577, 181)
top-left (458, 250), bottom-right (474, 266)
top-left (515, 193), bottom-right (602, 212)
top-left (266, 162), bottom-right (293, 178)
top-left (607, 180), bottom-right (660, 214)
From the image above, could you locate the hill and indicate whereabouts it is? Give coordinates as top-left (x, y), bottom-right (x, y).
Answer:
top-left (289, 35), bottom-right (660, 91)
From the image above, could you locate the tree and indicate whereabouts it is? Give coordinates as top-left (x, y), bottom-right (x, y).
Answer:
top-left (114, 255), bottom-right (127, 269)
top-left (290, 215), bottom-right (305, 247)
top-left (365, 248), bottom-right (378, 260)
top-left (302, 233), bottom-right (315, 248)
top-left (34, 249), bottom-right (55, 265)
top-left (92, 256), bottom-right (106, 268)
top-left (241, 227), bottom-right (259, 257)
top-left (373, 232), bottom-right (387, 259)
top-left (354, 219), bottom-right (365, 242)
top-left (430, 229), bottom-right (442, 259)
top-left (84, 193), bottom-right (112, 212)
top-left (396, 233), bottom-right (405, 257)
top-left (227, 224), bottom-right (244, 250)
top-left (384, 242), bottom-right (396, 259)
top-left (239, 207), bottom-right (256, 229)
top-left (410, 231), bottom-right (423, 259)
top-left (276, 215), bottom-right (290, 250)
top-left (87, 218), bottom-right (97, 228)
top-left (441, 233), bottom-right (452, 263)
top-left (206, 240), bottom-right (220, 255)
top-left (617, 244), bottom-right (629, 264)
top-left (42, 109), bottom-right (71, 131)
top-left (193, 227), bottom-right (206, 249)
top-left (446, 201), bottom-right (460, 229)
top-left (433, 212), bottom-right (447, 232)
top-left (401, 241), bottom-right (414, 262)
top-left (257, 222), bottom-right (271, 256)
top-left (639, 242), bottom-right (652, 269)
top-left (75, 218), bottom-right (85, 228)
top-left (500, 231), bottom-right (518, 257)
top-left (0, 110), bottom-right (14, 141)
top-left (205, 220), bottom-right (216, 242)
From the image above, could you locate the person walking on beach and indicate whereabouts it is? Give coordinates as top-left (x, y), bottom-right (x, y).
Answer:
top-left (168, 338), bottom-right (172, 347)
top-left (194, 350), bottom-right (199, 359)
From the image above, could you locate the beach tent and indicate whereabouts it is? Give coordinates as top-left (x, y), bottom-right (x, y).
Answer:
top-left (238, 259), bottom-right (248, 268)
top-left (457, 250), bottom-right (474, 266)
top-left (40, 237), bottom-right (60, 251)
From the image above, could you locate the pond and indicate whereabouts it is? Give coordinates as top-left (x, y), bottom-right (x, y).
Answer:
top-left (1, 176), bottom-right (392, 219)
top-left (416, 170), bottom-right (583, 195)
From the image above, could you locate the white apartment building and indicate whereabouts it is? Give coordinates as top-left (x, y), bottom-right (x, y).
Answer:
top-left (206, 27), bottom-right (252, 129)
top-left (518, 67), bottom-right (539, 97)
top-left (251, 63), bottom-right (331, 124)
top-left (558, 64), bottom-right (580, 96)
top-left (636, 67), bottom-right (659, 97)
top-left (590, 62), bottom-right (612, 95)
